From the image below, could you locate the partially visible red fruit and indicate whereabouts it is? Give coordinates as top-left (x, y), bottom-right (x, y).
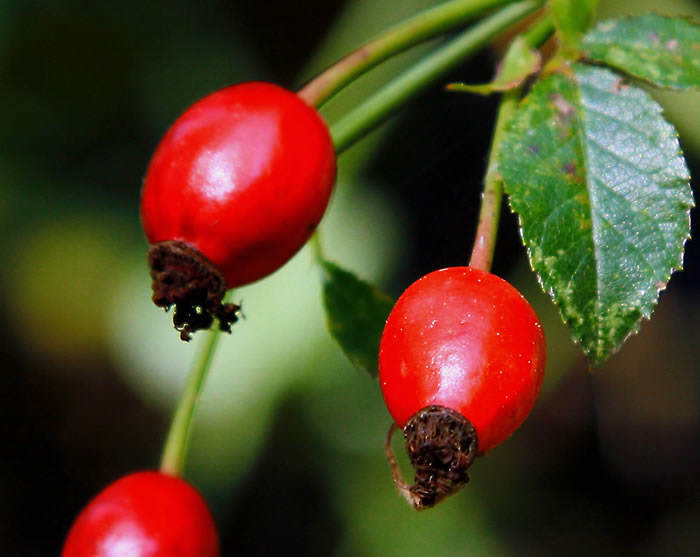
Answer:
top-left (62, 471), bottom-right (219, 557)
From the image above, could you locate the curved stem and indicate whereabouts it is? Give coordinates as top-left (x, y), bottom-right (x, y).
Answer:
top-left (160, 326), bottom-right (223, 477)
top-left (469, 15), bottom-right (554, 270)
top-left (329, 0), bottom-right (541, 154)
top-left (385, 422), bottom-right (418, 508)
top-left (298, 0), bottom-right (518, 107)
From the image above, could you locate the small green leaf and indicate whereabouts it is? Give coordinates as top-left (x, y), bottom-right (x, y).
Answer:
top-left (499, 64), bottom-right (693, 365)
top-left (582, 14), bottom-right (700, 90)
top-left (321, 260), bottom-right (394, 376)
top-left (447, 36), bottom-right (541, 95)
top-left (550, 0), bottom-right (600, 49)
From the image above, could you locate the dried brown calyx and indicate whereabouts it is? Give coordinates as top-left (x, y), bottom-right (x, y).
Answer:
top-left (147, 240), bottom-right (241, 341)
top-left (385, 405), bottom-right (478, 509)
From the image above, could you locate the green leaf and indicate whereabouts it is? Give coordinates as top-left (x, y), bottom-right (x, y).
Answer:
top-left (447, 36), bottom-right (541, 95)
top-left (582, 14), bottom-right (700, 90)
top-left (321, 260), bottom-right (394, 376)
top-left (550, 0), bottom-right (600, 49)
top-left (498, 63), bottom-right (693, 365)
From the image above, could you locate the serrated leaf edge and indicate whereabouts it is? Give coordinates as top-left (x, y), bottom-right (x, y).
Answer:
top-left (503, 64), bottom-right (694, 366)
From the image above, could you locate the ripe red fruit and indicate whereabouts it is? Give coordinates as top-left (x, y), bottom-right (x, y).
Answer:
top-left (141, 81), bottom-right (336, 339)
top-left (61, 471), bottom-right (219, 557)
top-left (379, 266), bottom-right (546, 508)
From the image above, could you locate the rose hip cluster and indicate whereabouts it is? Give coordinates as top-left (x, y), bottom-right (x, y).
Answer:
top-left (63, 82), bottom-right (336, 556)
top-left (65, 73), bottom-right (547, 553)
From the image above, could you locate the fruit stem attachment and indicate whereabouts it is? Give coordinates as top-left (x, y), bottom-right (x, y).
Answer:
top-left (309, 230), bottom-right (326, 265)
top-left (468, 89), bottom-right (519, 271)
top-left (385, 405), bottom-right (478, 510)
top-left (160, 314), bottom-right (225, 477)
top-left (297, 0), bottom-right (520, 108)
top-left (329, 0), bottom-right (541, 155)
top-left (468, 15), bottom-right (553, 271)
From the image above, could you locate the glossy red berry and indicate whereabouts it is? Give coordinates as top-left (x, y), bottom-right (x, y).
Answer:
top-left (62, 471), bottom-right (219, 557)
top-left (379, 266), bottom-right (546, 508)
top-left (141, 81), bottom-right (336, 339)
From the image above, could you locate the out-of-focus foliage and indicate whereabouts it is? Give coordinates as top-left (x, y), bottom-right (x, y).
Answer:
top-left (448, 35), bottom-right (541, 94)
top-left (583, 14), bottom-right (700, 90)
top-left (320, 259), bottom-right (395, 377)
top-left (0, 0), bottom-right (698, 555)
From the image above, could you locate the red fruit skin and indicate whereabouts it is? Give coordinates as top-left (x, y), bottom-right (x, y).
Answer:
top-left (61, 471), bottom-right (219, 557)
top-left (379, 267), bottom-right (546, 453)
top-left (141, 81), bottom-right (336, 288)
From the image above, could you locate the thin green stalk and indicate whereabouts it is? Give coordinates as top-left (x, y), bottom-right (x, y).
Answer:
top-left (468, 89), bottom-right (519, 271)
top-left (468, 15), bottom-right (553, 271)
top-left (160, 327), bottom-right (222, 477)
top-left (329, 0), bottom-right (541, 154)
top-left (520, 11), bottom-right (554, 48)
top-left (310, 230), bottom-right (325, 265)
top-left (298, 0), bottom-right (519, 107)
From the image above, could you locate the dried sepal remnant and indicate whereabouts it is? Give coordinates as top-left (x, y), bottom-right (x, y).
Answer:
top-left (148, 241), bottom-right (241, 341)
top-left (386, 406), bottom-right (478, 510)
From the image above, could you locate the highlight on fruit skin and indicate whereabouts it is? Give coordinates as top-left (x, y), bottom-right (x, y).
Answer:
top-left (379, 266), bottom-right (546, 508)
top-left (140, 81), bottom-right (337, 339)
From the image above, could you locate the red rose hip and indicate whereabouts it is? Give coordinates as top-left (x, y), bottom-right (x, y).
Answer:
top-left (61, 471), bottom-right (219, 557)
top-left (141, 81), bottom-right (336, 339)
top-left (379, 266), bottom-right (546, 508)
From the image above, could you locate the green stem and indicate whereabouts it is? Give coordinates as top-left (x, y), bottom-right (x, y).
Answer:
top-left (160, 327), bottom-right (223, 477)
top-left (310, 230), bottom-right (325, 265)
top-left (297, 0), bottom-right (520, 108)
top-left (329, 0), bottom-right (541, 154)
top-left (468, 89), bottom-right (518, 271)
top-left (519, 11), bottom-right (555, 48)
top-left (469, 15), bottom-right (553, 271)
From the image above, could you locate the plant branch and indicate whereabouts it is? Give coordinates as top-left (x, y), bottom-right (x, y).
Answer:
top-left (329, 0), bottom-right (541, 155)
top-left (298, 0), bottom-right (520, 107)
top-left (468, 89), bottom-right (519, 271)
top-left (469, 15), bottom-right (553, 271)
top-left (521, 12), bottom-right (555, 47)
top-left (160, 325), bottom-right (223, 477)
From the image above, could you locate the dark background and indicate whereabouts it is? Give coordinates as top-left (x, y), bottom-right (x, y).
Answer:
top-left (1, 1), bottom-right (698, 555)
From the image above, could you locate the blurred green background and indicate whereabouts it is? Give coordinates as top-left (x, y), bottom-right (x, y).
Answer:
top-left (1, 0), bottom-right (698, 555)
